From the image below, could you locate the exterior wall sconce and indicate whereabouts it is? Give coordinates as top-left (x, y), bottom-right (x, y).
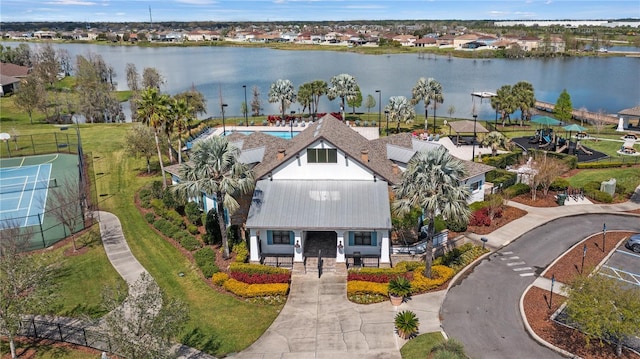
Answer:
top-left (294, 240), bottom-right (301, 248)
top-left (337, 240), bottom-right (343, 249)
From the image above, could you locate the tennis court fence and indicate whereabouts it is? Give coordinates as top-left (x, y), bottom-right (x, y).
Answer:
top-left (6, 153), bottom-right (99, 251)
top-left (0, 131), bottom-right (80, 158)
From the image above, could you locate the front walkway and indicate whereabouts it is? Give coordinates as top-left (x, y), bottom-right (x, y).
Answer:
top-left (236, 272), bottom-right (446, 359)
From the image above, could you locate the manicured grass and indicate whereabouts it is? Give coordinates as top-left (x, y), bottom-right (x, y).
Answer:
top-left (42, 228), bottom-right (127, 319)
top-left (400, 331), bottom-right (445, 359)
top-left (567, 167), bottom-right (640, 195)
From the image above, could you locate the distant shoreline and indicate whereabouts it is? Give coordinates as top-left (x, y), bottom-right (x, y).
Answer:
top-left (2, 39), bottom-right (637, 59)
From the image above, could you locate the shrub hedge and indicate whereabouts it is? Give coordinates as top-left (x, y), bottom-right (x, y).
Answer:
top-left (212, 272), bottom-right (229, 286)
top-left (485, 169), bottom-right (517, 189)
top-left (233, 242), bottom-right (249, 263)
top-left (194, 247), bottom-right (219, 277)
top-left (223, 279), bottom-right (289, 297)
top-left (577, 161), bottom-right (629, 169)
top-left (347, 272), bottom-right (411, 283)
top-left (549, 178), bottom-right (570, 191)
top-left (230, 263), bottom-right (291, 275)
top-left (504, 183), bottom-right (530, 197)
top-left (411, 265), bottom-right (455, 293)
top-left (347, 280), bottom-right (389, 297)
top-left (482, 152), bottom-right (522, 169)
top-left (230, 272), bottom-right (290, 284)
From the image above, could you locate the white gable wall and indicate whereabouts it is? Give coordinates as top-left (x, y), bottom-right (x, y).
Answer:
top-left (271, 141), bottom-right (375, 180)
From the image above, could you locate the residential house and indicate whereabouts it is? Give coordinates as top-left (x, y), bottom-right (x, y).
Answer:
top-left (168, 115), bottom-right (494, 270)
top-left (453, 33), bottom-right (480, 49)
top-left (414, 37), bottom-right (437, 47)
top-left (0, 62), bottom-right (30, 96)
top-left (392, 34), bottom-right (418, 46)
top-left (517, 36), bottom-right (541, 51)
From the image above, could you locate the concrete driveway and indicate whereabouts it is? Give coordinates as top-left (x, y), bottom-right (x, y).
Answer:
top-left (235, 272), bottom-right (446, 359)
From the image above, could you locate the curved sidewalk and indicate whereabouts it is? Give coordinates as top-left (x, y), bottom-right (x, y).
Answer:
top-left (96, 211), bottom-right (215, 359)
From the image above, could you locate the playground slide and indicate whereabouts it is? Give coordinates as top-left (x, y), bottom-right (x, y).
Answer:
top-left (555, 144), bottom-right (567, 153)
top-left (543, 135), bottom-right (551, 143)
top-left (577, 143), bottom-right (593, 155)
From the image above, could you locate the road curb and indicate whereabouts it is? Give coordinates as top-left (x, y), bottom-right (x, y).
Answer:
top-left (519, 231), bottom-right (634, 359)
top-left (518, 284), bottom-right (582, 359)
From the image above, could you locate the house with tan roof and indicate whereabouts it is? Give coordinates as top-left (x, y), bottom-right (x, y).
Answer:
top-left (392, 34), bottom-right (418, 46)
top-left (0, 62), bottom-right (30, 96)
top-left (167, 115), bottom-right (493, 270)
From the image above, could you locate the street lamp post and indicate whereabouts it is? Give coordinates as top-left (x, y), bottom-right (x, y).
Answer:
top-left (243, 85), bottom-right (248, 127)
top-left (375, 90), bottom-right (381, 130)
top-left (472, 105), bottom-right (478, 162)
top-left (290, 111), bottom-right (295, 138)
top-left (221, 103), bottom-right (228, 136)
top-left (384, 110), bottom-right (390, 136)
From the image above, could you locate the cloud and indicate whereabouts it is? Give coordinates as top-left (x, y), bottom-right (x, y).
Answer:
top-left (44, 0), bottom-right (97, 5)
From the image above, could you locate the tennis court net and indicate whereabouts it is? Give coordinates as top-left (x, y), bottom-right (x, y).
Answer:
top-left (0, 178), bottom-right (58, 195)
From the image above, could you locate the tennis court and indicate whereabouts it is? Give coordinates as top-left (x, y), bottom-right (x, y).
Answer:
top-left (0, 153), bottom-right (93, 250)
top-left (0, 163), bottom-right (55, 228)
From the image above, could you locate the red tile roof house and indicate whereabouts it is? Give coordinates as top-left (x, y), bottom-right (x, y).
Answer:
top-left (166, 115), bottom-right (493, 271)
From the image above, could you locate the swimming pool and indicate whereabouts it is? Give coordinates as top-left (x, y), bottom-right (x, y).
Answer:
top-left (231, 130), bottom-right (300, 139)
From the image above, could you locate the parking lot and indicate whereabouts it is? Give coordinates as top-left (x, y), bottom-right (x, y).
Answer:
top-left (599, 236), bottom-right (640, 289)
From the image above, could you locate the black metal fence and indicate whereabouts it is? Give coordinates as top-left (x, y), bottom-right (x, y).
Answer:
top-left (0, 131), bottom-right (80, 158)
top-left (19, 317), bottom-right (116, 354)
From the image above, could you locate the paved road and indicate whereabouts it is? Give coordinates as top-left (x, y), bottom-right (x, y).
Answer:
top-left (441, 214), bottom-right (640, 359)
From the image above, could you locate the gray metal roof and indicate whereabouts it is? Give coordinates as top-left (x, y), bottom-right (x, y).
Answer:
top-left (246, 179), bottom-right (392, 230)
top-left (238, 146), bottom-right (265, 164)
top-left (412, 139), bottom-right (442, 153)
top-left (386, 144), bottom-right (416, 163)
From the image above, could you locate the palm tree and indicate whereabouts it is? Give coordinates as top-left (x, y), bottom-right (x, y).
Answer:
top-left (513, 81), bottom-right (535, 126)
top-left (412, 78), bottom-right (444, 132)
top-left (482, 131), bottom-right (509, 156)
top-left (137, 87), bottom-right (170, 188)
top-left (491, 85), bottom-right (516, 126)
top-left (327, 73), bottom-right (358, 121)
top-left (393, 147), bottom-right (471, 278)
top-left (268, 79), bottom-right (296, 125)
top-left (170, 97), bottom-right (193, 164)
top-left (385, 96), bottom-right (415, 133)
top-left (310, 80), bottom-right (328, 119)
top-left (173, 137), bottom-right (255, 259)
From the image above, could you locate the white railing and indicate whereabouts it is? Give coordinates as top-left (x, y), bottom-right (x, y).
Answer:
top-left (391, 230), bottom-right (449, 255)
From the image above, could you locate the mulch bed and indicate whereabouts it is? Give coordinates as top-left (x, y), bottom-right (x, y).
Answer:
top-left (511, 191), bottom-right (560, 207)
top-left (523, 231), bottom-right (640, 359)
top-left (0, 338), bottom-right (109, 359)
top-left (523, 287), bottom-right (639, 359)
top-left (542, 231), bottom-right (633, 284)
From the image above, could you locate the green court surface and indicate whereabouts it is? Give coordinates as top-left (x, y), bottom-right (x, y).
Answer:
top-left (0, 153), bottom-right (83, 250)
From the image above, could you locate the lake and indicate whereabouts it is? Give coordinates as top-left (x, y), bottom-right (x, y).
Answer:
top-left (4, 42), bottom-right (639, 122)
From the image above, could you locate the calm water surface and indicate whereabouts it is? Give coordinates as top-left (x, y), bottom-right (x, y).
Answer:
top-left (5, 42), bottom-right (639, 121)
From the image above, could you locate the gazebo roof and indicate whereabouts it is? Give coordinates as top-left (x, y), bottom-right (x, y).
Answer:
top-left (618, 105), bottom-right (640, 118)
top-left (448, 120), bottom-right (489, 134)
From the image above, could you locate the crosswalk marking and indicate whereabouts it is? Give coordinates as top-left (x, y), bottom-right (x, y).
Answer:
top-left (502, 251), bottom-right (513, 255)
top-left (500, 256), bottom-right (520, 260)
top-left (513, 267), bottom-right (532, 271)
top-left (519, 273), bottom-right (535, 277)
top-left (506, 261), bottom-right (527, 266)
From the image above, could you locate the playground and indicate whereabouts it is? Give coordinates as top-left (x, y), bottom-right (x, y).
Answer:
top-left (511, 127), bottom-right (608, 163)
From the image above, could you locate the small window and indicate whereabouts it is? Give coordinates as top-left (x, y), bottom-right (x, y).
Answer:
top-left (470, 181), bottom-right (481, 192)
top-left (272, 231), bottom-right (291, 245)
top-left (307, 148), bottom-right (338, 163)
top-left (354, 232), bottom-right (372, 246)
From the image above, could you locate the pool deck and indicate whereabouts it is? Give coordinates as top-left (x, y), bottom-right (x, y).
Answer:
top-left (210, 124), bottom-right (382, 140)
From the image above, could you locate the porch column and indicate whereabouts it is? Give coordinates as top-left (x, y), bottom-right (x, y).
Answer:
top-left (293, 230), bottom-right (304, 263)
top-left (249, 229), bottom-right (260, 264)
top-left (380, 230), bottom-right (391, 266)
top-left (336, 232), bottom-right (345, 263)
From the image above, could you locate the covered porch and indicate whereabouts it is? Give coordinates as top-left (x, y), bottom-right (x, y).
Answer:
top-left (246, 179), bottom-right (392, 268)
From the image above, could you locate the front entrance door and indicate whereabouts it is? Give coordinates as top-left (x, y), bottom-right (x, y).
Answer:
top-left (304, 231), bottom-right (337, 258)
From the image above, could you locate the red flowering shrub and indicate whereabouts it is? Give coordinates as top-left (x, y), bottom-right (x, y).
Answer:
top-left (230, 271), bottom-right (290, 284)
top-left (347, 272), bottom-right (412, 283)
top-left (470, 208), bottom-right (492, 226)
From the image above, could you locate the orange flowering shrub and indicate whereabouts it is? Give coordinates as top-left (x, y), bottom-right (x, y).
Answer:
top-left (212, 272), bottom-right (229, 286)
top-left (347, 280), bottom-right (389, 297)
top-left (223, 278), bottom-right (289, 297)
top-left (410, 265), bottom-right (454, 293)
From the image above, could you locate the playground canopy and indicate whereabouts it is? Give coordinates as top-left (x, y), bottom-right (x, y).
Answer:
top-left (532, 116), bottom-right (561, 127)
top-left (563, 124), bottom-right (586, 132)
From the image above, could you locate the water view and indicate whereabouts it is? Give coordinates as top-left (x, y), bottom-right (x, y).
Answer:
top-left (4, 42), bottom-right (639, 121)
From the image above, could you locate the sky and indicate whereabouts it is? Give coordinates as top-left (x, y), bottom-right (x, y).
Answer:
top-left (1, 0), bottom-right (639, 23)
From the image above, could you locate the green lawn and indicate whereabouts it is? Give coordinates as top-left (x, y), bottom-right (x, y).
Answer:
top-left (400, 332), bottom-right (445, 359)
top-left (567, 167), bottom-right (640, 195)
top-left (43, 228), bottom-right (127, 318)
